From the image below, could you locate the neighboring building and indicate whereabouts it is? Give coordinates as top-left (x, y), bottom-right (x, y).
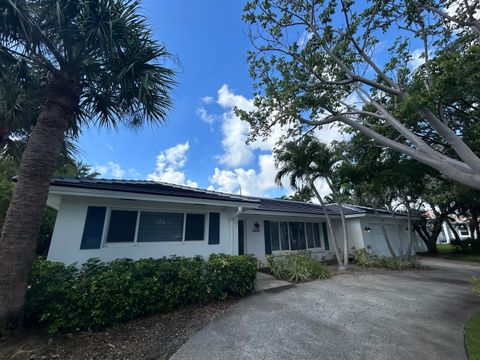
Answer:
top-left (438, 221), bottom-right (473, 244)
top-left (46, 178), bottom-right (426, 265)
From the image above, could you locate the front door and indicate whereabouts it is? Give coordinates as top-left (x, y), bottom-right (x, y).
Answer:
top-left (238, 220), bottom-right (245, 255)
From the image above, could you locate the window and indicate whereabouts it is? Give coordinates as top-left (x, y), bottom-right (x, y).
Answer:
top-left (104, 209), bottom-right (207, 244)
top-left (313, 223), bottom-right (321, 248)
top-left (458, 224), bottom-right (469, 236)
top-left (185, 213), bottom-right (205, 241)
top-left (270, 221), bottom-right (323, 252)
top-left (106, 210), bottom-right (138, 243)
top-left (306, 223), bottom-right (314, 248)
top-left (138, 212), bottom-right (184, 242)
top-left (270, 222), bottom-right (280, 251)
top-left (280, 222), bottom-right (289, 250)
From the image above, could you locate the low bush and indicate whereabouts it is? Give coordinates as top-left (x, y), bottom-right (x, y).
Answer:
top-left (471, 277), bottom-right (480, 296)
top-left (25, 254), bottom-right (257, 333)
top-left (351, 248), bottom-right (424, 270)
top-left (266, 251), bottom-right (329, 283)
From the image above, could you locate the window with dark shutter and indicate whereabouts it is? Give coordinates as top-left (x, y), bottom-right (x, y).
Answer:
top-left (185, 213), bottom-right (205, 241)
top-left (80, 206), bottom-right (107, 249)
top-left (106, 210), bottom-right (138, 243)
top-left (208, 212), bottom-right (220, 244)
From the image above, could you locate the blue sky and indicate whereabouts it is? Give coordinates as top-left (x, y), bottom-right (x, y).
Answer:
top-left (78, 0), bottom-right (298, 197)
top-left (76, 1), bottom-right (426, 198)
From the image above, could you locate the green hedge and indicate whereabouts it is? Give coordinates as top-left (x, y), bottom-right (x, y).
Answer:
top-left (25, 254), bottom-right (257, 333)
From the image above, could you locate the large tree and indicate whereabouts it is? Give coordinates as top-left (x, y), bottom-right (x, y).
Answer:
top-left (0, 0), bottom-right (175, 330)
top-left (239, 0), bottom-right (480, 190)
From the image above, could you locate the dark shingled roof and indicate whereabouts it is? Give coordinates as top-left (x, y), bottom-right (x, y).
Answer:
top-left (49, 177), bottom-right (405, 217)
top-left (50, 177), bottom-right (259, 204)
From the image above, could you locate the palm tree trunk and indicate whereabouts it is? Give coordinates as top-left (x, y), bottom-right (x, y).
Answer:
top-left (325, 178), bottom-right (349, 268)
top-left (0, 73), bottom-right (79, 330)
top-left (372, 203), bottom-right (397, 259)
top-left (308, 178), bottom-right (345, 270)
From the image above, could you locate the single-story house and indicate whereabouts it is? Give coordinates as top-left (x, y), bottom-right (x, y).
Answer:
top-left (46, 178), bottom-right (426, 265)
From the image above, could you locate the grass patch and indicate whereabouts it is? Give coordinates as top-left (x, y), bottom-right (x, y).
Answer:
top-left (466, 312), bottom-right (480, 360)
top-left (436, 244), bottom-right (480, 263)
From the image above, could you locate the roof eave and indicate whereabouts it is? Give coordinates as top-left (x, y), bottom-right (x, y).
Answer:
top-left (49, 185), bottom-right (260, 208)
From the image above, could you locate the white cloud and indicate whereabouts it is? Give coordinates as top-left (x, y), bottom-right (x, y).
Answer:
top-left (147, 142), bottom-right (198, 187)
top-left (203, 84), bottom-right (346, 197)
top-left (202, 96), bottom-right (214, 104)
top-left (409, 48), bottom-right (427, 69)
top-left (197, 107), bottom-right (218, 124)
top-left (94, 162), bottom-right (126, 179)
top-left (209, 154), bottom-right (279, 196)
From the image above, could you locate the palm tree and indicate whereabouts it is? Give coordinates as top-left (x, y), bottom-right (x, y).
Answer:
top-left (274, 136), bottom-right (347, 269)
top-left (0, 0), bottom-right (175, 329)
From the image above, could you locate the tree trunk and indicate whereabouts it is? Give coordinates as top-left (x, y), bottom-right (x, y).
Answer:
top-left (372, 203), bottom-right (397, 259)
top-left (446, 219), bottom-right (461, 243)
top-left (325, 178), bottom-right (349, 268)
top-left (308, 178), bottom-right (345, 270)
top-left (405, 206), bottom-right (413, 259)
top-left (0, 72), bottom-right (80, 331)
top-left (414, 221), bottom-right (441, 255)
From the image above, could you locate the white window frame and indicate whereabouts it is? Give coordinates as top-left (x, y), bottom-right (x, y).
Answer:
top-left (102, 206), bottom-right (208, 247)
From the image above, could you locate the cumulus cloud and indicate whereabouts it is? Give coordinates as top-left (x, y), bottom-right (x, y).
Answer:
top-left (147, 142), bottom-right (198, 187)
top-left (94, 162), bottom-right (126, 179)
top-left (197, 107), bottom-right (218, 124)
top-left (209, 154), bottom-right (279, 196)
top-left (200, 84), bottom-right (345, 197)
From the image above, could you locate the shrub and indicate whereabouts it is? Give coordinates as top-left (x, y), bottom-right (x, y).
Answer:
top-left (471, 277), bottom-right (480, 296)
top-left (351, 248), bottom-right (424, 270)
top-left (266, 251), bottom-right (329, 283)
top-left (25, 254), bottom-right (257, 333)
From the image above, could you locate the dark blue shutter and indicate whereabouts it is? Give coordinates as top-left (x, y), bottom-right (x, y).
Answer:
top-left (322, 222), bottom-right (330, 250)
top-left (80, 206), bottom-right (107, 249)
top-left (264, 220), bottom-right (272, 255)
top-left (208, 212), bottom-right (220, 244)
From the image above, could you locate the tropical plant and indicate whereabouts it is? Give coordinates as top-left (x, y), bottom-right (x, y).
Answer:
top-left (0, 0), bottom-right (175, 330)
top-left (274, 135), bottom-right (348, 269)
top-left (266, 251), bottom-right (329, 283)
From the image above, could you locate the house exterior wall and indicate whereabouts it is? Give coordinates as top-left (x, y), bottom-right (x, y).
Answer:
top-left (48, 195), bottom-right (237, 265)
top-left (360, 216), bottom-right (427, 256)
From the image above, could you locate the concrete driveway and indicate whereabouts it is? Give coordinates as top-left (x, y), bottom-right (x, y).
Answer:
top-left (172, 259), bottom-right (480, 360)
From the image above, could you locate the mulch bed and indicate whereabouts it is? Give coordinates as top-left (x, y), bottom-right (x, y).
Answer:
top-left (0, 300), bottom-right (236, 360)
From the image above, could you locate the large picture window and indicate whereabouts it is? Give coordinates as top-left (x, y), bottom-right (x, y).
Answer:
top-left (105, 209), bottom-right (206, 244)
top-left (137, 212), bottom-right (184, 242)
top-left (270, 221), bottom-right (323, 251)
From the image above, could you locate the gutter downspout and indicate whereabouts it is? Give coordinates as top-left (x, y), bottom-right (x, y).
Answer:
top-left (230, 207), bottom-right (243, 255)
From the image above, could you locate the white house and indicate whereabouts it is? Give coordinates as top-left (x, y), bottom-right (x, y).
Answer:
top-left (46, 178), bottom-right (426, 265)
